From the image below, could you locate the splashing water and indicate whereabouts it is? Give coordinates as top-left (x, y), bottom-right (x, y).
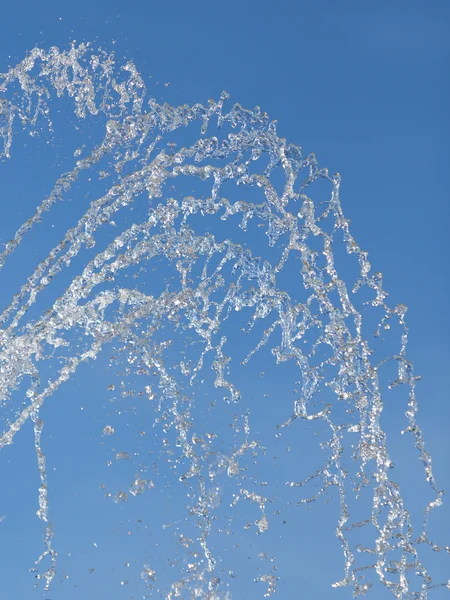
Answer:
top-left (0, 43), bottom-right (448, 599)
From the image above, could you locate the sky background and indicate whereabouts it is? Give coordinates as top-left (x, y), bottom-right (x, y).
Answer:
top-left (0, 1), bottom-right (449, 599)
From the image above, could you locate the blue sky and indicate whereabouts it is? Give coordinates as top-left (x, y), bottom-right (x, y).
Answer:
top-left (0, 1), bottom-right (449, 599)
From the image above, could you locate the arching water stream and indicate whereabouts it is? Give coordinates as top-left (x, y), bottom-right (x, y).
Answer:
top-left (0, 43), bottom-right (448, 599)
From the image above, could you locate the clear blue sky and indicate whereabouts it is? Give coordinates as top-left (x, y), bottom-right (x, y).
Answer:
top-left (0, 1), bottom-right (449, 599)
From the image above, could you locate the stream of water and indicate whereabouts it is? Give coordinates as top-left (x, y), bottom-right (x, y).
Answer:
top-left (0, 43), bottom-right (448, 599)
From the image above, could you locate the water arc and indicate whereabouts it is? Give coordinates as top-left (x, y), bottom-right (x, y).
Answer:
top-left (0, 43), bottom-right (448, 599)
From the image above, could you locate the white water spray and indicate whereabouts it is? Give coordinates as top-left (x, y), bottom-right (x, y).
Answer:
top-left (0, 43), bottom-right (448, 599)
